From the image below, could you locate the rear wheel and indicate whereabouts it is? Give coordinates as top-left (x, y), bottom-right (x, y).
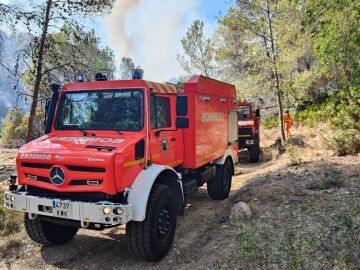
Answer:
top-left (207, 159), bottom-right (233, 200)
top-left (249, 144), bottom-right (260, 163)
top-left (24, 214), bottom-right (78, 246)
top-left (126, 184), bottom-right (177, 261)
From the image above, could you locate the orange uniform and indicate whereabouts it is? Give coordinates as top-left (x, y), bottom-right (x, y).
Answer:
top-left (284, 113), bottom-right (293, 137)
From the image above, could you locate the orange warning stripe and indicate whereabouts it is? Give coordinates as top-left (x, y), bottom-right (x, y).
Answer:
top-left (154, 82), bottom-right (166, 93)
top-left (145, 81), bottom-right (177, 94)
top-left (123, 158), bottom-right (145, 168)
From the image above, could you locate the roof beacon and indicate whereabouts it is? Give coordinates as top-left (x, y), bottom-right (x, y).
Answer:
top-left (132, 69), bottom-right (144, 80)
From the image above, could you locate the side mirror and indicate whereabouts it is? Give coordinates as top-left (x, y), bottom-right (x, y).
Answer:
top-left (176, 117), bottom-right (189, 129)
top-left (255, 108), bottom-right (260, 118)
top-left (45, 83), bottom-right (60, 134)
top-left (135, 139), bottom-right (145, 160)
top-left (176, 96), bottom-right (188, 116)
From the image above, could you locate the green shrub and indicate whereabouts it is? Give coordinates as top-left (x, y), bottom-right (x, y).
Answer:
top-left (297, 91), bottom-right (360, 155)
top-left (327, 96), bottom-right (360, 155)
top-left (1, 108), bottom-right (45, 145)
top-left (329, 129), bottom-right (360, 156)
top-left (262, 116), bottom-right (279, 129)
top-left (322, 172), bottom-right (344, 189)
top-left (285, 143), bottom-right (302, 166)
top-left (1, 108), bottom-right (24, 145)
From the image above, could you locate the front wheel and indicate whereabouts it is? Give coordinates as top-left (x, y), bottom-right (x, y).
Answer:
top-left (207, 159), bottom-right (233, 200)
top-left (126, 184), bottom-right (177, 261)
top-left (24, 214), bottom-right (78, 246)
top-left (249, 145), bottom-right (260, 163)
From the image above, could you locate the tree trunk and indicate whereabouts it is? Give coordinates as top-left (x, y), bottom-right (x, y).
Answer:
top-left (26, 0), bottom-right (52, 143)
top-left (265, 0), bottom-right (286, 143)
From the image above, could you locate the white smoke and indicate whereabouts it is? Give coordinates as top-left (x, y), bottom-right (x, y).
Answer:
top-left (105, 0), bottom-right (204, 81)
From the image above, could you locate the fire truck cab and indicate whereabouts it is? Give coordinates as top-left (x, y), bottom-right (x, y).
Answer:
top-left (4, 72), bottom-right (238, 262)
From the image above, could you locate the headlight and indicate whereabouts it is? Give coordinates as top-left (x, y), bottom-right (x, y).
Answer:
top-left (103, 207), bottom-right (111, 215)
top-left (5, 194), bottom-right (10, 200)
top-left (114, 207), bottom-right (124, 215)
top-left (10, 195), bottom-right (15, 202)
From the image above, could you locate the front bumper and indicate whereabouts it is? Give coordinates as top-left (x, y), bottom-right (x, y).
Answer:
top-left (3, 190), bottom-right (133, 226)
top-left (238, 138), bottom-right (259, 149)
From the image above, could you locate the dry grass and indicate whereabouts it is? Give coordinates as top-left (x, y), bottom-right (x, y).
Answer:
top-left (0, 147), bottom-right (17, 167)
top-left (0, 237), bottom-right (22, 259)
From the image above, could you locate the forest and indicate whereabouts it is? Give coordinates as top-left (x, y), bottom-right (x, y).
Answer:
top-left (0, 0), bottom-right (359, 155)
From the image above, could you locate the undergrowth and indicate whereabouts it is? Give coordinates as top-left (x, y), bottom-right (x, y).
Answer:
top-left (233, 203), bottom-right (360, 269)
top-left (262, 116), bottom-right (279, 129)
top-left (296, 92), bottom-right (360, 155)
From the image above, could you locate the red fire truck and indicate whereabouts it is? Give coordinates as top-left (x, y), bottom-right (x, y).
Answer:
top-left (4, 72), bottom-right (238, 261)
top-left (238, 101), bottom-right (261, 163)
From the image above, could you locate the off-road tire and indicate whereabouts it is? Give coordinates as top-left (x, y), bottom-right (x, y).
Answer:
top-left (24, 214), bottom-right (78, 246)
top-left (249, 144), bottom-right (260, 163)
top-left (207, 159), bottom-right (233, 200)
top-left (126, 184), bottom-right (177, 261)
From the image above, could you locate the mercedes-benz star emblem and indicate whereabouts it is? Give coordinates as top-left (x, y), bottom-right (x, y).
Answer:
top-left (50, 166), bottom-right (65, 185)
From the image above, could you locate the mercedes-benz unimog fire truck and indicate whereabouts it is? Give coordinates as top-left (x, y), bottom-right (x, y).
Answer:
top-left (238, 101), bottom-right (261, 163)
top-left (4, 71), bottom-right (238, 261)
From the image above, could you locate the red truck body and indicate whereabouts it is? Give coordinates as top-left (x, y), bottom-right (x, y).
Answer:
top-left (5, 74), bottom-right (238, 261)
top-left (182, 76), bottom-right (238, 168)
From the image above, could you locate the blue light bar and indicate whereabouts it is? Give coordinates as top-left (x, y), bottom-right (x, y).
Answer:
top-left (132, 69), bottom-right (144, 80)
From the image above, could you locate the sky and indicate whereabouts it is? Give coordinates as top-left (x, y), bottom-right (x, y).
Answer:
top-left (95, 0), bottom-right (231, 82)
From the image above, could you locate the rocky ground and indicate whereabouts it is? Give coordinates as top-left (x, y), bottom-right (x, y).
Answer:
top-left (0, 128), bottom-right (359, 270)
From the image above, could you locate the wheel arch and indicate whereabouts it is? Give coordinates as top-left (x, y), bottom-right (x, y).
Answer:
top-left (214, 148), bottom-right (236, 175)
top-left (127, 164), bottom-right (183, 222)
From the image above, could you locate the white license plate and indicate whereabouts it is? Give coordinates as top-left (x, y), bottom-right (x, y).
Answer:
top-left (52, 200), bottom-right (72, 218)
top-left (246, 140), bottom-right (254, 145)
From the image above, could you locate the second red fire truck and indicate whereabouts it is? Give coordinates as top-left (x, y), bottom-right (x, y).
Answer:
top-left (4, 71), bottom-right (238, 261)
top-left (238, 101), bottom-right (261, 163)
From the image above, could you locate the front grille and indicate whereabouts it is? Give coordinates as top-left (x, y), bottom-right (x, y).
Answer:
top-left (25, 174), bottom-right (52, 184)
top-left (66, 166), bottom-right (105, 173)
top-left (21, 163), bottom-right (53, 169)
top-left (238, 128), bottom-right (252, 136)
top-left (69, 180), bottom-right (103, 186)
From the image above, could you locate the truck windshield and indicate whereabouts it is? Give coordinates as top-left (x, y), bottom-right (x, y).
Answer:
top-left (238, 106), bottom-right (252, 120)
top-left (55, 89), bottom-right (144, 131)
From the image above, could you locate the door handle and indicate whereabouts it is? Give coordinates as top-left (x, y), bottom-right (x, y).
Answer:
top-left (170, 137), bottom-right (176, 142)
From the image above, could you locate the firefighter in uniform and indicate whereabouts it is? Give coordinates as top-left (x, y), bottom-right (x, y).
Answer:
top-left (284, 109), bottom-right (293, 138)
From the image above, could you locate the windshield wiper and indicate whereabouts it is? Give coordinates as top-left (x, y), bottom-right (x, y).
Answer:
top-left (114, 130), bottom-right (124, 135)
top-left (79, 129), bottom-right (96, 136)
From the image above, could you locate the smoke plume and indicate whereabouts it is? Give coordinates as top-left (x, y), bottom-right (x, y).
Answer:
top-left (105, 0), bottom-right (202, 81)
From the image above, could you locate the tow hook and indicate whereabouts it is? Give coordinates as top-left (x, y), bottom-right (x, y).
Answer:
top-left (28, 213), bottom-right (38, 220)
top-left (81, 220), bottom-right (90, 228)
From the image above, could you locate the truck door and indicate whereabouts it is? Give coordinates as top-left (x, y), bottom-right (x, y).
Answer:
top-left (149, 94), bottom-right (182, 167)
